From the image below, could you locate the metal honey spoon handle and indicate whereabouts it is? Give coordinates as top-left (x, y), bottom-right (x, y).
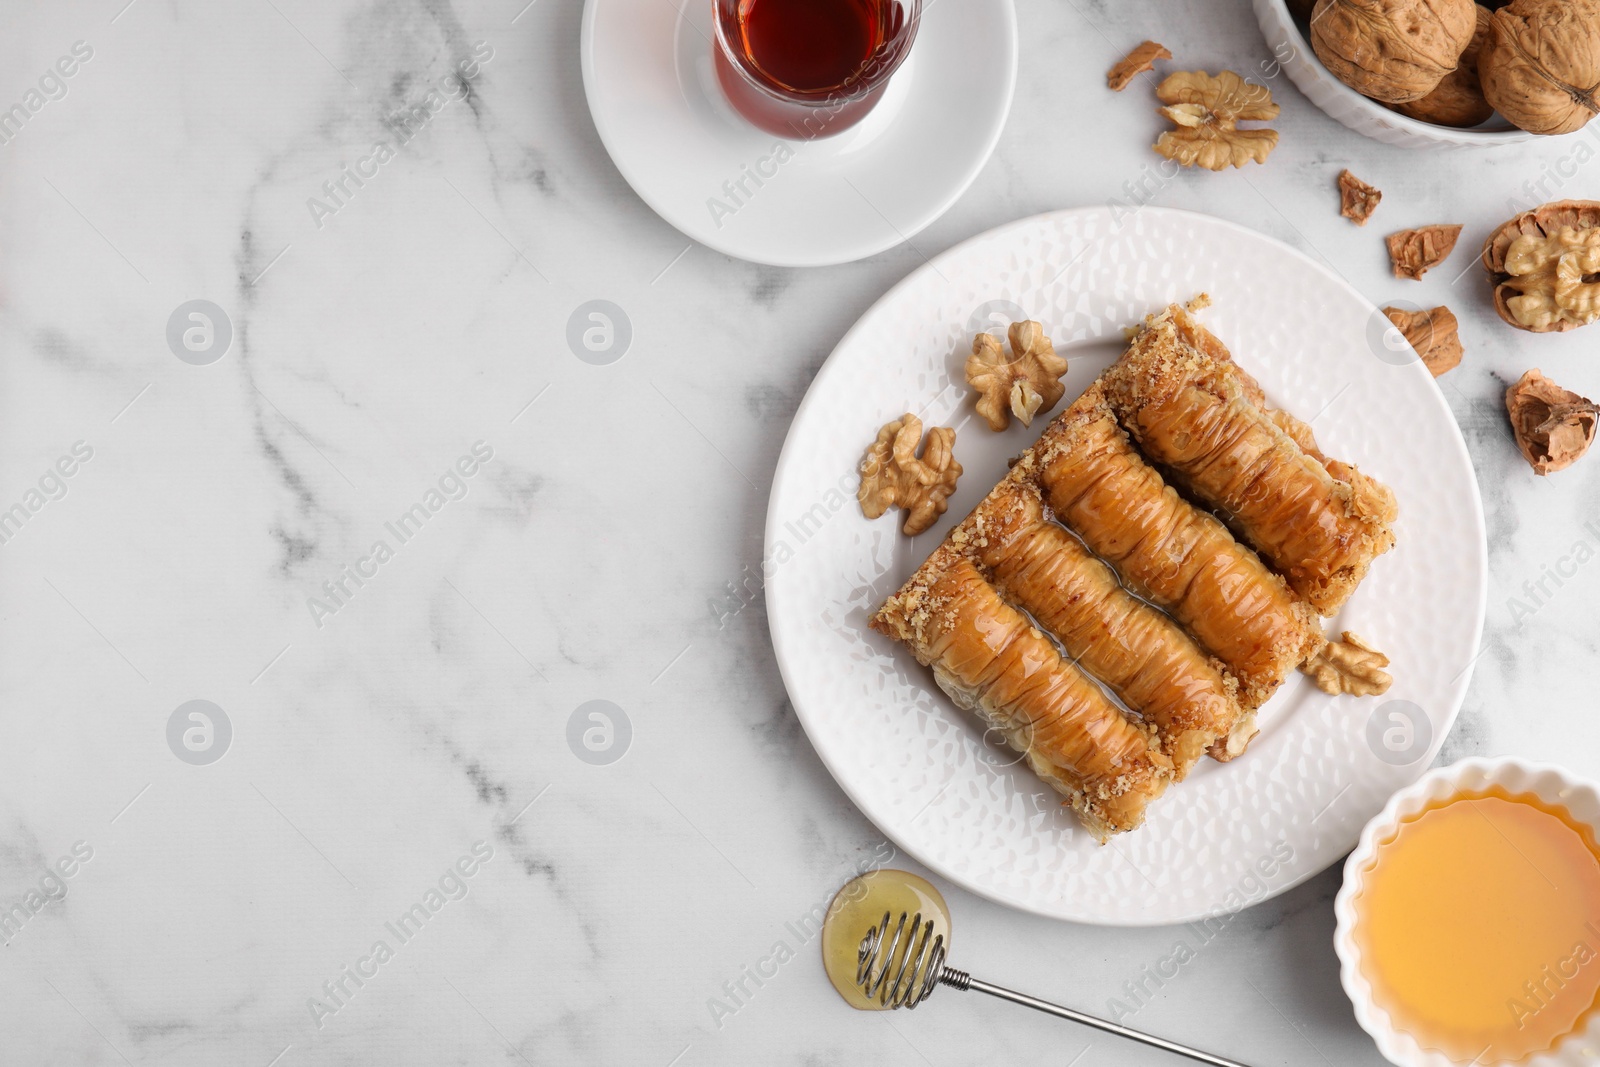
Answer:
top-left (858, 909), bottom-right (1255, 1067)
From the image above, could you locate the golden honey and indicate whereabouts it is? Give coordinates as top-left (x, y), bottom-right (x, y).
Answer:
top-left (821, 869), bottom-right (951, 1011)
top-left (1354, 787), bottom-right (1600, 1061)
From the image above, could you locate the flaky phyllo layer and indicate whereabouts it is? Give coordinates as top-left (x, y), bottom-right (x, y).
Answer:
top-left (871, 303), bottom-right (1396, 841)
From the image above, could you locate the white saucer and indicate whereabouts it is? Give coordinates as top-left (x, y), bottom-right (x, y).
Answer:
top-left (579, 0), bottom-right (1017, 267)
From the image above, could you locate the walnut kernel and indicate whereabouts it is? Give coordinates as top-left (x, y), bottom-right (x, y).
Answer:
top-left (1153, 71), bottom-right (1280, 170)
top-left (965, 321), bottom-right (1069, 432)
top-left (858, 414), bottom-right (963, 535)
top-left (1302, 632), bottom-right (1393, 696)
top-left (1482, 201), bottom-right (1600, 332)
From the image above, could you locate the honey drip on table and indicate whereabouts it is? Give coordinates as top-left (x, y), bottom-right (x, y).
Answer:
top-left (1354, 787), bottom-right (1600, 1061)
top-left (821, 869), bottom-right (952, 1011)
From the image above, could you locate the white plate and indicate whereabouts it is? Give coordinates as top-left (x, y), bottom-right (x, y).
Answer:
top-left (578, 0), bottom-right (1016, 267)
top-left (764, 206), bottom-right (1488, 926)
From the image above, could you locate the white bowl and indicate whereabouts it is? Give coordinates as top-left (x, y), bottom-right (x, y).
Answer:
top-left (1252, 0), bottom-right (1534, 148)
top-left (1335, 758), bottom-right (1600, 1066)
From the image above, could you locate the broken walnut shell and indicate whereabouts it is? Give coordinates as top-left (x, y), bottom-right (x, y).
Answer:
top-left (858, 414), bottom-right (963, 535)
top-left (1338, 169), bottom-right (1382, 226)
top-left (1482, 200), bottom-right (1600, 332)
top-left (1107, 40), bottom-right (1172, 91)
top-left (1505, 369), bottom-right (1600, 475)
top-left (1309, 0), bottom-right (1478, 104)
top-left (1153, 70), bottom-right (1280, 170)
top-left (1386, 223), bottom-right (1463, 280)
top-left (1382, 305), bottom-right (1463, 376)
top-left (1479, 0), bottom-right (1600, 135)
top-left (964, 320), bottom-right (1069, 432)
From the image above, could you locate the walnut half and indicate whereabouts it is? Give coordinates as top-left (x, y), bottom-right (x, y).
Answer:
top-left (965, 321), bottom-right (1068, 432)
top-left (858, 414), bottom-right (963, 535)
top-left (1302, 632), bottom-right (1392, 696)
top-left (1505, 369), bottom-right (1600, 475)
top-left (1153, 71), bottom-right (1279, 171)
top-left (1482, 200), bottom-right (1600, 332)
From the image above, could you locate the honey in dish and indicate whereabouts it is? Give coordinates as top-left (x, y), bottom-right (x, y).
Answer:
top-left (1354, 787), bottom-right (1600, 1062)
top-left (821, 869), bottom-right (951, 1010)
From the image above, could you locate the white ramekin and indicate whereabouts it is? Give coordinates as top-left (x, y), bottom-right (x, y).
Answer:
top-left (1252, 0), bottom-right (1534, 149)
top-left (1335, 757), bottom-right (1600, 1066)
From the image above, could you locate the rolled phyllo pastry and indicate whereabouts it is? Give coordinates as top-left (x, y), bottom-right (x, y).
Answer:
top-left (1170, 307), bottom-right (1399, 529)
top-left (1100, 305), bottom-right (1395, 615)
top-left (963, 479), bottom-right (1255, 768)
top-left (1025, 384), bottom-right (1323, 710)
top-left (872, 549), bottom-right (1172, 840)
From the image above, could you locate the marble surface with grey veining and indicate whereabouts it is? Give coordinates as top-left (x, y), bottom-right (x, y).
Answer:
top-left (1, 0), bottom-right (1595, 1064)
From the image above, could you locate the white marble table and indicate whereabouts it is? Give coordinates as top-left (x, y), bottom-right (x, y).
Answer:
top-left (1, 1), bottom-right (1593, 1064)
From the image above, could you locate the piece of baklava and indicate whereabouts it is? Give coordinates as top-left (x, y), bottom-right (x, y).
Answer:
top-left (959, 478), bottom-right (1256, 768)
top-left (1101, 305), bottom-right (1396, 615)
top-left (1024, 384), bottom-right (1324, 710)
top-left (872, 549), bottom-right (1173, 840)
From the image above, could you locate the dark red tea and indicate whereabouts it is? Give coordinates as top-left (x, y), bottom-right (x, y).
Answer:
top-left (738, 0), bottom-right (884, 92)
top-left (713, 0), bottom-right (918, 139)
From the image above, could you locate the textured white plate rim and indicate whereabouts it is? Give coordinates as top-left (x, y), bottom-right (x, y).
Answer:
top-left (1333, 758), bottom-right (1600, 1065)
top-left (765, 205), bottom-right (1488, 926)
top-left (578, 0), bottom-right (1019, 267)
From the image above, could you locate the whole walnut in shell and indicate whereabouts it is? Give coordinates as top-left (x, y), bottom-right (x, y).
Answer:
top-left (1482, 200), bottom-right (1600, 331)
top-left (1479, 0), bottom-right (1600, 135)
top-left (1392, 4), bottom-right (1494, 126)
top-left (1310, 0), bottom-right (1478, 104)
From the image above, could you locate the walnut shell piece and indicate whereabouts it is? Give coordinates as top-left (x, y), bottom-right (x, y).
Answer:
top-left (1382, 305), bottom-right (1462, 375)
top-left (1505, 369), bottom-right (1600, 475)
top-left (858, 414), bottom-right (963, 535)
top-left (1302, 631), bottom-right (1393, 696)
top-left (1153, 71), bottom-right (1280, 170)
top-left (1338, 169), bottom-right (1382, 225)
top-left (1391, 3), bottom-right (1495, 126)
top-left (1107, 40), bottom-right (1172, 91)
top-left (1482, 200), bottom-right (1600, 332)
top-left (1309, 0), bottom-right (1478, 104)
top-left (1386, 223), bottom-right (1463, 279)
top-left (1479, 0), bottom-right (1600, 135)
top-left (964, 321), bottom-right (1069, 432)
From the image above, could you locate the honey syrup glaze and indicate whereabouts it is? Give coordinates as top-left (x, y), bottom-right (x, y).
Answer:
top-left (1354, 786), bottom-right (1600, 1062)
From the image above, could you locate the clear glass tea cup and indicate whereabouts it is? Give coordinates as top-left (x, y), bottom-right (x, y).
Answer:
top-left (712, 0), bottom-right (921, 140)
